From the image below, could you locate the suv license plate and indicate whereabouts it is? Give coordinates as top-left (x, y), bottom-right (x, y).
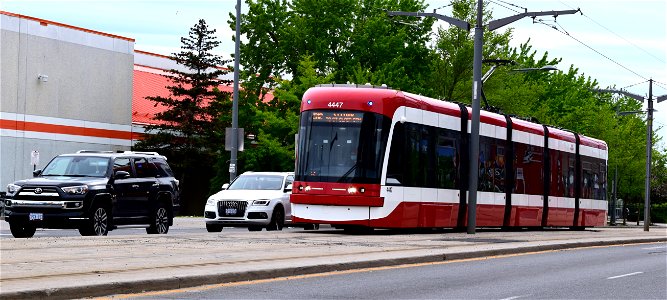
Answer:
top-left (225, 208), bottom-right (237, 215)
top-left (29, 213), bottom-right (43, 221)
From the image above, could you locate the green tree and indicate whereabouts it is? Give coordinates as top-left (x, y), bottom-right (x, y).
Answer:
top-left (652, 145), bottom-right (667, 204)
top-left (426, 0), bottom-right (513, 102)
top-left (229, 0), bottom-right (653, 210)
top-left (210, 55), bottom-right (334, 189)
top-left (233, 0), bottom-right (433, 93)
top-left (135, 19), bottom-right (232, 215)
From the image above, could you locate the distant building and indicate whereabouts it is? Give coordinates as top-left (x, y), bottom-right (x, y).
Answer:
top-left (0, 11), bottom-right (233, 187)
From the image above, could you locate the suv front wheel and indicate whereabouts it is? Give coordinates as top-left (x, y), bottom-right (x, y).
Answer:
top-left (79, 205), bottom-right (109, 236)
top-left (206, 223), bottom-right (223, 232)
top-left (9, 221), bottom-right (36, 238)
top-left (147, 204), bottom-right (170, 234)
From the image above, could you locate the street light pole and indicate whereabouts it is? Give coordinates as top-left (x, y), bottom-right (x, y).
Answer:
top-left (230, 0), bottom-right (241, 181)
top-left (468, 0), bottom-right (484, 234)
top-left (595, 79), bottom-right (667, 231)
top-left (644, 80), bottom-right (653, 231)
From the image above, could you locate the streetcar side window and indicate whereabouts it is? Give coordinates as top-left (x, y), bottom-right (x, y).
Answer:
top-left (405, 123), bottom-right (422, 186)
top-left (580, 157), bottom-right (606, 200)
top-left (386, 123), bottom-right (405, 185)
top-left (387, 122), bottom-right (460, 189)
top-left (422, 126), bottom-right (437, 188)
top-left (436, 129), bottom-right (460, 189)
top-left (513, 142), bottom-right (544, 195)
top-left (598, 159), bottom-right (607, 200)
top-left (478, 136), bottom-right (507, 193)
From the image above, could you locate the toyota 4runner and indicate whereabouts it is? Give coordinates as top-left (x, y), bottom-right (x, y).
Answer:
top-left (3, 151), bottom-right (180, 238)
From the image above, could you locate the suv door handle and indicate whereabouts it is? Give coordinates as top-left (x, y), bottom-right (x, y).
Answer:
top-left (132, 184), bottom-right (140, 188)
top-left (152, 183), bottom-right (159, 187)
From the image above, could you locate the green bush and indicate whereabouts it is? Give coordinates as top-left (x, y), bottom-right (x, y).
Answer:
top-left (651, 203), bottom-right (667, 223)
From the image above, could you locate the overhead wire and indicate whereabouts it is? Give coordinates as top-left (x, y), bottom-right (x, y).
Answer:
top-left (488, 0), bottom-right (522, 14)
top-left (652, 80), bottom-right (667, 91)
top-left (622, 80), bottom-right (649, 90)
top-left (432, 3), bottom-right (453, 12)
top-left (533, 18), bottom-right (649, 82)
top-left (493, 0), bottom-right (526, 12)
top-left (558, 0), bottom-right (665, 65)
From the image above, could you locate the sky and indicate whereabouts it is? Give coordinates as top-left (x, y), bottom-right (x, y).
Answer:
top-left (1, 0), bottom-right (666, 148)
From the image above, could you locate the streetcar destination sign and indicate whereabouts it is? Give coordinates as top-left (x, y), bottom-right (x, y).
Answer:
top-left (312, 111), bottom-right (363, 123)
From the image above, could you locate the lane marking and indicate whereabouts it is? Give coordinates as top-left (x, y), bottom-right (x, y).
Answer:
top-left (642, 245), bottom-right (667, 250)
top-left (500, 295), bottom-right (528, 300)
top-left (607, 272), bottom-right (643, 279)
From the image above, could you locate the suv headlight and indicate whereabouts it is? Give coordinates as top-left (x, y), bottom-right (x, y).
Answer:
top-left (206, 198), bottom-right (217, 206)
top-left (62, 185), bottom-right (89, 195)
top-left (6, 184), bottom-right (21, 196)
top-left (252, 199), bottom-right (271, 206)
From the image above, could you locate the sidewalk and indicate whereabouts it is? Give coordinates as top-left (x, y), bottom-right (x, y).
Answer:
top-left (0, 217), bottom-right (665, 300)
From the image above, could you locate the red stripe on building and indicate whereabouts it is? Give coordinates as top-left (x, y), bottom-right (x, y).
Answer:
top-left (0, 120), bottom-right (132, 140)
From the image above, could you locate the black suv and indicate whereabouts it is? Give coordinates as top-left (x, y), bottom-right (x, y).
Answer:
top-left (3, 151), bottom-right (180, 238)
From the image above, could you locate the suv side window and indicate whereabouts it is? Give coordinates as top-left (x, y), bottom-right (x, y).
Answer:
top-left (152, 158), bottom-right (175, 178)
top-left (133, 157), bottom-right (157, 178)
top-left (113, 158), bottom-right (133, 177)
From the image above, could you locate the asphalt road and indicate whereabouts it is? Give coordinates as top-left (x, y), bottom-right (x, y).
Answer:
top-left (121, 242), bottom-right (667, 300)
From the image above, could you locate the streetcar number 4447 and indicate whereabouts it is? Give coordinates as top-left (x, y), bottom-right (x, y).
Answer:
top-left (328, 102), bottom-right (343, 108)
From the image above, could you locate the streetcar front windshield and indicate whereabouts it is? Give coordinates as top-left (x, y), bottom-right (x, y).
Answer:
top-left (295, 110), bottom-right (391, 183)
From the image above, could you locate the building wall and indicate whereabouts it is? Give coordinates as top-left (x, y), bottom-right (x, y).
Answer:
top-left (0, 12), bottom-right (135, 187)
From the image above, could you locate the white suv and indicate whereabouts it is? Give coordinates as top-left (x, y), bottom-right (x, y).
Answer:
top-left (204, 172), bottom-right (315, 232)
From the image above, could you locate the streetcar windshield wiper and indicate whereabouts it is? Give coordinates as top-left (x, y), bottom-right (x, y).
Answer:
top-left (336, 163), bottom-right (358, 183)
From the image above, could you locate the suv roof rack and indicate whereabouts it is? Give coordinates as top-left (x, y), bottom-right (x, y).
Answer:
top-left (123, 151), bottom-right (160, 156)
top-left (122, 151), bottom-right (167, 160)
top-left (76, 150), bottom-right (115, 153)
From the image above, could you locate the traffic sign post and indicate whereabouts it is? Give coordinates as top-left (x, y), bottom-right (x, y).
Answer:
top-left (30, 150), bottom-right (40, 171)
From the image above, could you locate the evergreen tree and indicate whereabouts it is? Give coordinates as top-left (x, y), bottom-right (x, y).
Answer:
top-left (135, 19), bottom-right (232, 215)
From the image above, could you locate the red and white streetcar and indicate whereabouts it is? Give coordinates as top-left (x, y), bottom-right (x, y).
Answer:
top-left (291, 84), bottom-right (608, 229)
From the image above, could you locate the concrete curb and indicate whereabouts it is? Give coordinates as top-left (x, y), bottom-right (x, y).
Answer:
top-left (3, 237), bottom-right (665, 300)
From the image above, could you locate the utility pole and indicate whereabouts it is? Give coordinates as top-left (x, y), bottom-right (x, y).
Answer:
top-left (388, 2), bottom-right (578, 234)
top-left (611, 166), bottom-right (617, 225)
top-left (646, 81), bottom-right (653, 231)
top-left (230, 0), bottom-right (241, 181)
top-left (595, 79), bottom-right (667, 231)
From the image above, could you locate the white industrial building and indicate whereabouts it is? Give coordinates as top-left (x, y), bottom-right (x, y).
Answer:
top-left (0, 11), bottom-right (217, 188)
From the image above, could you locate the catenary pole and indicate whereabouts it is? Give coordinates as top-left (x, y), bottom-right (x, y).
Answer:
top-left (467, 0), bottom-right (484, 234)
top-left (595, 79), bottom-right (667, 232)
top-left (230, 0), bottom-right (241, 181)
top-left (611, 165), bottom-right (617, 225)
top-left (644, 79), bottom-right (653, 231)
